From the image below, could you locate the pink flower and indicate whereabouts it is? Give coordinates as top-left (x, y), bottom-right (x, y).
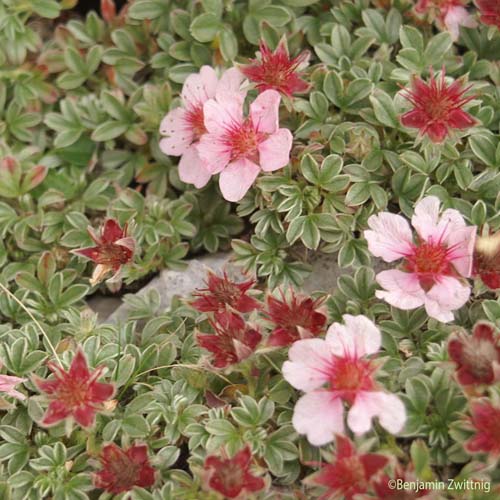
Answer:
top-left (364, 196), bottom-right (476, 322)
top-left (473, 232), bottom-right (500, 289)
top-left (192, 271), bottom-right (261, 314)
top-left (304, 435), bottom-right (389, 500)
top-left (476, 0), bottom-right (500, 28)
top-left (415, 0), bottom-right (477, 40)
top-left (197, 311), bottom-right (262, 368)
top-left (159, 66), bottom-right (245, 188)
top-left (0, 374), bottom-right (26, 400)
top-left (265, 290), bottom-right (327, 347)
top-left (197, 89), bottom-right (293, 202)
top-left (239, 37), bottom-right (310, 97)
top-left (448, 322), bottom-right (500, 388)
top-left (72, 218), bottom-right (135, 286)
top-left (465, 400), bottom-right (500, 458)
top-left (203, 446), bottom-right (265, 499)
top-left (400, 70), bottom-right (476, 143)
top-left (282, 315), bottom-right (406, 446)
top-left (93, 443), bottom-right (156, 494)
top-left (33, 348), bottom-right (115, 428)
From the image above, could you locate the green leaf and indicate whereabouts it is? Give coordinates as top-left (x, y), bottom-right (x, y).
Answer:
top-left (370, 90), bottom-right (399, 128)
top-left (469, 132), bottom-right (498, 167)
top-left (190, 14), bottom-right (221, 43)
top-left (128, 0), bottom-right (167, 20)
top-left (91, 121), bottom-right (129, 142)
top-left (424, 32), bottom-right (452, 66)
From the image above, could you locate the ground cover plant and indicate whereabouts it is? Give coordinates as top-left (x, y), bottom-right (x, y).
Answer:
top-left (0, 0), bottom-right (500, 498)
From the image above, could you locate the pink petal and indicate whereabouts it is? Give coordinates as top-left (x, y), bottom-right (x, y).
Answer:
top-left (196, 134), bottom-right (231, 174)
top-left (444, 6), bottom-right (477, 41)
top-left (32, 375), bottom-right (60, 395)
top-left (446, 225), bottom-right (476, 277)
top-left (159, 107), bottom-right (193, 156)
top-left (424, 276), bottom-right (470, 323)
top-left (181, 66), bottom-right (218, 106)
top-left (282, 338), bottom-right (332, 392)
top-left (292, 391), bottom-right (344, 446)
top-left (216, 67), bottom-right (246, 100)
top-left (203, 96), bottom-right (244, 133)
top-left (426, 122), bottom-right (448, 143)
top-left (218, 159), bottom-right (260, 202)
top-left (249, 89), bottom-right (281, 134)
top-left (348, 391), bottom-right (406, 435)
top-left (375, 270), bottom-right (426, 309)
top-left (89, 381), bottom-right (115, 403)
top-left (73, 405), bottom-right (96, 427)
top-left (178, 145), bottom-right (212, 188)
top-left (365, 212), bottom-right (414, 262)
top-left (129, 445), bottom-right (149, 465)
top-left (325, 315), bottom-right (381, 358)
top-left (42, 400), bottom-right (71, 426)
top-left (447, 108), bottom-right (476, 129)
top-left (411, 196), bottom-right (441, 241)
top-left (69, 349), bottom-right (91, 380)
top-left (400, 109), bottom-right (428, 129)
top-left (101, 219), bottom-right (124, 244)
top-left (258, 128), bottom-right (292, 172)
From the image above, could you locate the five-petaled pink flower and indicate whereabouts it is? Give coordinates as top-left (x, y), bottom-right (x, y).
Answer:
top-left (283, 314), bottom-right (406, 446)
top-left (364, 196), bottom-right (476, 323)
top-left (197, 89), bottom-right (293, 202)
top-left (197, 312), bottom-right (262, 369)
top-left (448, 322), bottom-right (500, 388)
top-left (72, 218), bottom-right (135, 286)
top-left (93, 443), bottom-right (156, 494)
top-left (415, 0), bottom-right (477, 40)
top-left (203, 446), bottom-right (265, 499)
top-left (239, 36), bottom-right (310, 97)
top-left (465, 400), bottom-right (500, 458)
top-left (475, 0), bottom-right (500, 29)
top-left (304, 435), bottom-right (389, 500)
top-left (0, 373), bottom-right (26, 400)
top-left (400, 70), bottom-right (476, 143)
top-left (473, 232), bottom-right (500, 290)
top-left (33, 348), bottom-right (115, 428)
top-left (159, 66), bottom-right (245, 188)
top-left (266, 290), bottom-right (327, 347)
top-left (192, 272), bottom-right (261, 314)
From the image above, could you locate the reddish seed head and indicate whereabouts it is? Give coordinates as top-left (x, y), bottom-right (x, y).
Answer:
top-left (465, 400), bottom-right (500, 458)
top-left (33, 349), bottom-right (115, 428)
top-left (266, 291), bottom-right (327, 347)
top-left (448, 322), bottom-right (500, 387)
top-left (192, 272), bottom-right (260, 314)
top-left (400, 70), bottom-right (476, 143)
top-left (306, 435), bottom-right (388, 500)
top-left (93, 443), bottom-right (156, 494)
top-left (476, 0), bottom-right (500, 28)
top-left (197, 312), bottom-right (262, 368)
top-left (240, 37), bottom-right (310, 97)
top-left (204, 446), bottom-right (265, 499)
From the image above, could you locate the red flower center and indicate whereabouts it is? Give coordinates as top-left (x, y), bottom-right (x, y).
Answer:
top-left (405, 241), bottom-right (451, 289)
top-left (329, 357), bottom-right (375, 404)
top-left (106, 450), bottom-right (141, 491)
top-left (185, 104), bottom-right (206, 139)
top-left (224, 120), bottom-right (264, 161)
top-left (96, 244), bottom-right (133, 268)
top-left (56, 376), bottom-right (91, 408)
top-left (214, 281), bottom-right (243, 306)
top-left (212, 462), bottom-right (245, 496)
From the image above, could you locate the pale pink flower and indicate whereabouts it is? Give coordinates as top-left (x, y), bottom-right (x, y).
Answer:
top-left (197, 89), bottom-right (293, 202)
top-left (159, 66), bottom-right (245, 188)
top-left (443, 4), bottom-right (477, 40)
top-left (364, 196), bottom-right (476, 323)
top-left (0, 374), bottom-right (26, 400)
top-left (282, 315), bottom-right (406, 446)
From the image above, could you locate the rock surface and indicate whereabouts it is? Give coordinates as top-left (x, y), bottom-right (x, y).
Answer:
top-left (88, 252), bottom-right (374, 323)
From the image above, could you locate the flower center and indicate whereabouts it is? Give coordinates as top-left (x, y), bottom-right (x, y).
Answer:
top-left (214, 281), bottom-right (241, 305)
top-left (225, 120), bottom-right (263, 161)
top-left (56, 376), bottom-right (90, 407)
top-left (336, 456), bottom-right (368, 493)
top-left (185, 104), bottom-right (206, 139)
top-left (329, 357), bottom-right (374, 404)
top-left (107, 449), bottom-right (140, 490)
top-left (463, 339), bottom-right (498, 382)
top-left (215, 462), bottom-right (244, 493)
top-left (405, 241), bottom-right (451, 289)
top-left (97, 244), bottom-right (132, 267)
